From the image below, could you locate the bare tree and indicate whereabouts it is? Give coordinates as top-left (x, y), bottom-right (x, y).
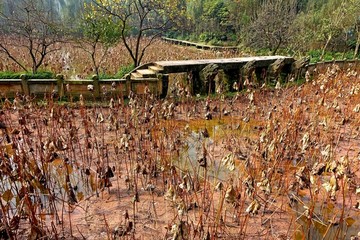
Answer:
top-left (91, 0), bottom-right (186, 67)
top-left (76, 3), bottom-right (121, 76)
top-left (0, 0), bottom-right (64, 73)
top-left (246, 0), bottom-right (297, 55)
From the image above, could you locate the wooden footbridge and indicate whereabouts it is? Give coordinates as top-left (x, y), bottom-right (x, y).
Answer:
top-left (127, 56), bottom-right (296, 97)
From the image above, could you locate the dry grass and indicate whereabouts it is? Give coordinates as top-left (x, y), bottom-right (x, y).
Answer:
top-left (0, 37), bottom-right (240, 78)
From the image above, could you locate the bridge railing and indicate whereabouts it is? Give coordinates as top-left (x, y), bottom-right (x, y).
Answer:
top-left (161, 37), bottom-right (240, 52)
top-left (0, 74), bottom-right (162, 99)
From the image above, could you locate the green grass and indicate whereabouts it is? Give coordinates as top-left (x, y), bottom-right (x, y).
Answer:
top-left (0, 71), bottom-right (55, 79)
top-left (98, 64), bottom-right (135, 79)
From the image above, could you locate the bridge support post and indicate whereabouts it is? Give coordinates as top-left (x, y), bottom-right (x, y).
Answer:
top-left (200, 64), bottom-right (219, 95)
top-left (223, 69), bottom-right (240, 91)
top-left (290, 57), bottom-right (310, 81)
top-left (56, 74), bottom-right (64, 99)
top-left (156, 73), bottom-right (169, 98)
top-left (92, 75), bottom-right (100, 99)
top-left (255, 67), bottom-right (266, 85)
top-left (186, 70), bottom-right (201, 95)
top-left (125, 74), bottom-right (131, 97)
top-left (267, 58), bottom-right (287, 84)
top-left (20, 74), bottom-right (30, 95)
top-left (283, 63), bottom-right (293, 81)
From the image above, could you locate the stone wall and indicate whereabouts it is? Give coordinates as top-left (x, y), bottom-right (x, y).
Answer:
top-left (307, 59), bottom-right (360, 73)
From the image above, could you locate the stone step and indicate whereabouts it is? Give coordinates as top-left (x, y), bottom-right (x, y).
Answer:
top-left (131, 72), bottom-right (143, 79)
top-left (136, 69), bottom-right (157, 78)
top-left (148, 65), bottom-right (164, 72)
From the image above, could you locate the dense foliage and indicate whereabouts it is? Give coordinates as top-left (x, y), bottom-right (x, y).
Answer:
top-left (176, 0), bottom-right (360, 57)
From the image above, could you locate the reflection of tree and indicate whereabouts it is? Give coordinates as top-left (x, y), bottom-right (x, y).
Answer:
top-left (0, 0), bottom-right (64, 73)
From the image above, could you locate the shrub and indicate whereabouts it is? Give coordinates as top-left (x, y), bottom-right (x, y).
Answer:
top-left (199, 32), bottom-right (216, 43)
top-left (343, 51), bottom-right (355, 60)
top-left (0, 71), bottom-right (22, 79)
top-left (30, 71), bottom-right (55, 79)
top-left (307, 49), bottom-right (322, 63)
top-left (115, 64), bottom-right (135, 78)
top-left (97, 64), bottom-right (134, 79)
top-left (307, 50), bottom-right (356, 63)
top-left (0, 71), bottom-right (55, 79)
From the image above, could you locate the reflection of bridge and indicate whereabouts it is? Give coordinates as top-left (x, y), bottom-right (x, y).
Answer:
top-left (128, 56), bottom-right (295, 97)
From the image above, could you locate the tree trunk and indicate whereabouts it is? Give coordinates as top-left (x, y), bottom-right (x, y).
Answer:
top-left (321, 35), bottom-right (332, 61)
top-left (92, 52), bottom-right (99, 77)
top-left (272, 37), bottom-right (282, 55)
top-left (354, 32), bottom-right (360, 58)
